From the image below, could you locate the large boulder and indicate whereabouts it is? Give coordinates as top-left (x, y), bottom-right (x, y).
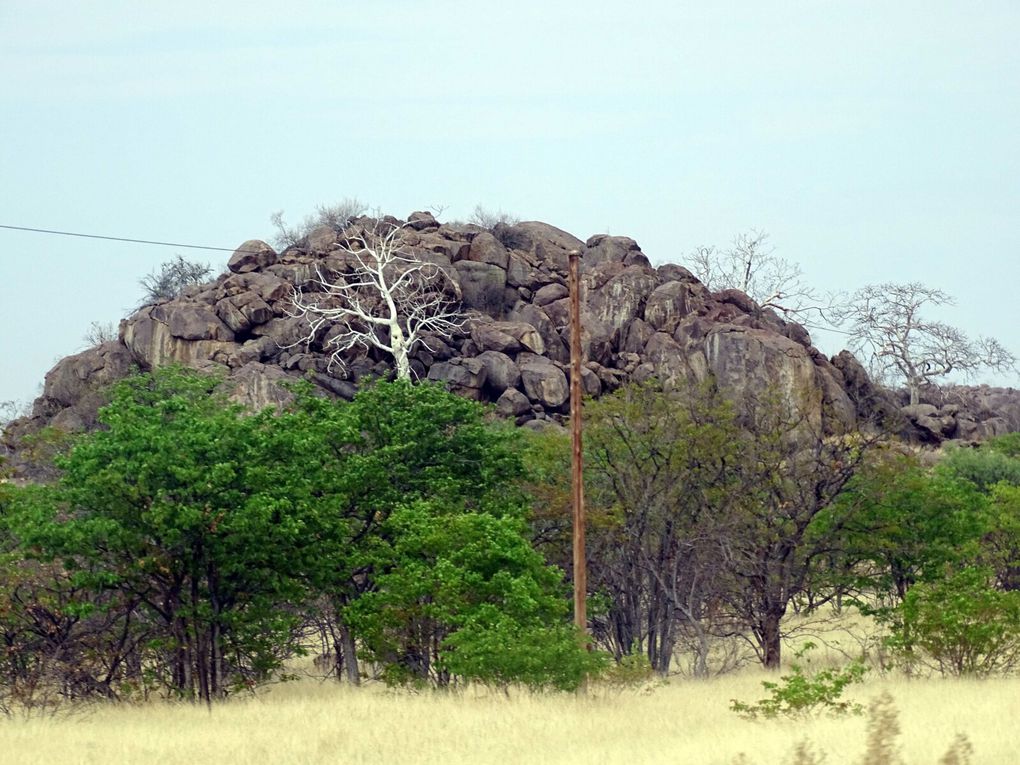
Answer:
top-left (123, 306), bottom-right (237, 369)
top-left (427, 358), bottom-right (487, 396)
top-left (644, 281), bottom-right (704, 334)
top-left (703, 326), bottom-right (827, 432)
top-left (454, 261), bottom-right (508, 316)
top-left (216, 292), bottom-right (274, 334)
top-left (465, 232), bottom-right (509, 269)
top-left (588, 266), bottom-right (659, 331)
top-left (518, 354), bottom-right (569, 409)
top-left (470, 320), bottom-right (544, 355)
top-left (227, 240), bottom-right (278, 274)
top-left (152, 303), bottom-right (234, 342)
top-left (40, 341), bottom-right (135, 408)
top-left (477, 351), bottom-right (521, 393)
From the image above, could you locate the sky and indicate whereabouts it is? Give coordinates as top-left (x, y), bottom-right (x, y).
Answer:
top-left (2, 1), bottom-right (1018, 408)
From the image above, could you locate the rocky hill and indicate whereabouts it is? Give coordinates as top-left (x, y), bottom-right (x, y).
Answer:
top-left (3, 212), bottom-right (1015, 476)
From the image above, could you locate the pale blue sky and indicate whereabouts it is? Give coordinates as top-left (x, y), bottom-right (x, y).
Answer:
top-left (2, 1), bottom-right (1018, 406)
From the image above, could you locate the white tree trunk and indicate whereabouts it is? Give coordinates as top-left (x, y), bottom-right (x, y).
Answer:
top-left (390, 322), bottom-right (410, 381)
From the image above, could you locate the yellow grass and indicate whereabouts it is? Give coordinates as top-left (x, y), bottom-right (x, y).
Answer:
top-left (1, 672), bottom-right (1018, 764)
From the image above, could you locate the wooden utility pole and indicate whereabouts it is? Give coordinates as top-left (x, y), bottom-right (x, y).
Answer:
top-left (568, 249), bottom-right (587, 634)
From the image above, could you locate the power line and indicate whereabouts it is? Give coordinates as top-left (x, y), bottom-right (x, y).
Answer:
top-left (0, 223), bottom-right (861, 339)
top-left (0, 223), bottom-right (262, 255)
top-left (801, 321), bottom-right (854, 336)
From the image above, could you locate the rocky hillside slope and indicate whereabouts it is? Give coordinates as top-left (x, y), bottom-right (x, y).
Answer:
top-left (3, 212), bottom-right (1014, 475)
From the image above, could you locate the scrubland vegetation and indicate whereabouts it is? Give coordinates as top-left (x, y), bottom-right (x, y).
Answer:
top-left (0, 670), bottom-right (1017, 764)
top-left (3, 367), bottom-right (1020, 761)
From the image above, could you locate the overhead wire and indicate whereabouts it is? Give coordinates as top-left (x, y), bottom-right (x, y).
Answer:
top-left (0, 222), bottom-right (859, 335)
top-left (0, 223), bottom-right (263, 254)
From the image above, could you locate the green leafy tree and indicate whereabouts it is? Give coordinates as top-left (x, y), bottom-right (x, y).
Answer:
top-left (985, 483), bottom-right (1020, 590)
top-left (937, 444), bottom-right (1020, 492)
top-left (348, 499), bottom-right (601, 690)
top-left (891, 567), bottom-right (1020, 676)
top-left (285, 379), bottom-right (596, 689)
top-left (10, 367), bottom-right (328, 702)
top-left (828, 452), bottom-right (988, 602)
top-left (720, 392), bottom-right (875, 669)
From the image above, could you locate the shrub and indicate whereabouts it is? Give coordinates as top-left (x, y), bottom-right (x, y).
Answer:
top-left (269, 198), bottom-right (367, 248)
top-left (890, 567), bottom-right (1020, 676)
top-left (601, 647), bottom-right (656, 689)
top-left (730, 643), bottom-right (867, 719)
top-left (469, 204), bottom-right (519, 229)
top-left (83, 320), bottom-right (118, 347)
top-left (139, 256), bottom-right (212, 305)
top-left (938, 444), bottom-right (1020, 491)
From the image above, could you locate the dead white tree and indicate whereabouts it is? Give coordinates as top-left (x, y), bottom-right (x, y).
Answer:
top-left (834, 282), bottom-right (1016, 405)
top-left (688, 230), bottom-right (836, 321)
top-left (288, 220), bottom-right (463, 381)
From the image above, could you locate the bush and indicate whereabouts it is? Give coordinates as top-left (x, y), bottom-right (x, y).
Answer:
top-left (730, 643), bottom-right (867, 719)
top-left (890, 567), bottom-right (1020, 676)
top-left (938, 444), bottom-right (1020, 491)
top-left (469, 204), bottom-right (519, 229)
top-left (269, 198), bottom-right (367, 248)
top-left (139, 256), bottom-right (212, 305)
top-left (731, 692), bottom-right (975, 765)
top-left (601, 648), bottom-right (657, 689)
top-left (83, 320), bottom-right (118, 347)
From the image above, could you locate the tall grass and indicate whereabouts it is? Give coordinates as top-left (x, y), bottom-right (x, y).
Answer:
top-left (1, 673), bottom-right (1017, 764)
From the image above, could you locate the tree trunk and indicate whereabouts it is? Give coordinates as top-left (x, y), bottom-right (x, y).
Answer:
top-left (762, 610), bottom-right (783, 670)
top-left (339, 620), bottom-right (360, 685)
top-left (390, 323), bottom-right (410, 381)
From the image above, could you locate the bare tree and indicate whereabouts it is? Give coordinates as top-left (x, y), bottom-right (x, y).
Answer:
top-left (288, 220), bottom-right (464, 381)
top-left (583, 380), bottom-right (747, 676)
top-left (688, 230), bottom-right (835, 321)
top-left (83, 321), bottom-right (118, 347)
top-left (139, 256), bottom-right (212, 305)
top-left (270, 198), bottom-right (367, 249)
top-left (1, 401), bottom-right (21, 428)
top-left (834, 282), bottom-right (1016, 405)
top-left (469, 204), bottom-right (519, 229)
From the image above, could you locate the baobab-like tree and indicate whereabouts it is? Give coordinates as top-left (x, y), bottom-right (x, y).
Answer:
top-left (834, 282), bottom-right (1016, 405)
top-left (289, 220), bottom-right (464, 381)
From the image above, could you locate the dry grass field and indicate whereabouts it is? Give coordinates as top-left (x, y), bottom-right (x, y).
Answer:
top-left (1, 671), bottom-right (1018, 764)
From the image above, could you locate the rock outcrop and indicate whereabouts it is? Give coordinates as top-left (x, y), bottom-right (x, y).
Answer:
top-left (11, 212), bottom-right (1005, 477)
top-left (895, 385), bottom-right (1020, 444)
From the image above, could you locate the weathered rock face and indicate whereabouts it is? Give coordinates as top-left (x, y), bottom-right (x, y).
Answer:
top-left (893, 385), bottom-right (1020, 444)
top-left (13, 212), bottom-right (992, 478)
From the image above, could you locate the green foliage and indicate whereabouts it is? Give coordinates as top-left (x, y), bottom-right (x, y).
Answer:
top-left (938, 444), bottom-right (1020, 491)
top-left (730, 643), bottom-right (867, 719)
top-left (3, 372), bottom-right (596, 700)
top-left (583, 379), bottom-right (745, 672)
top-left (890, 567), bottom-right (1020, 676)
top-left (830, 452), bottom-right (988, 602)
top-left (346, 498), bottom-right (601, 690)
top-left (984, 482), bottom-right (1020, 589)
top-left (7, 366), bottom-right (328, 700)
top-left (601, 645), bottom-right (657, 689)
top-left (986, 432), bottom-right (1020, 459)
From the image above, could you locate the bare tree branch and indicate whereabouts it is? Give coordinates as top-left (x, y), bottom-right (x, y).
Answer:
top-left (832, 282), bottom-right (1017, 404)
top-left (287, 219), bottom-right (464, 381)
top-left (687, 230), bottom-right (841, 322)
